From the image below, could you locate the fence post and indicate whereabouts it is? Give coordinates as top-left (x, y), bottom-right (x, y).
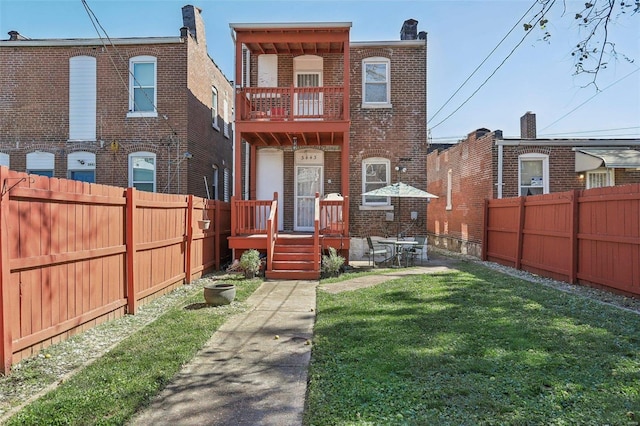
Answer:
top-left (0, 168), bottom-right (13, 374)
top-left (214, 200), bottom-right (221, 270)
top-left (569, 189), bottom-right (579, 284)
top-left (482, 198), bottom-right (489, 261)
top-left (126, 187), bottom-right (138, 315)
top-left (185, 195), bottom-right (194, 284)
top-left (515, 196), bottom-right (526, 270)
top-left (230, 196), bottom-right (236, 237)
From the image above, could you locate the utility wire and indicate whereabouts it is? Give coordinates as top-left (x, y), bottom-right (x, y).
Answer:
top-left (539, 66), bottom-right (640, 132)
top-left (428, 0), bottom-right (539, 125)
top-left (429, 0), bottom-right (557, 131)
top-left (539, 126), bottom-right (640, 137)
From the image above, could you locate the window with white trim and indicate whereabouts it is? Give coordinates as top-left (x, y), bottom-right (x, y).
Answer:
top-left (128, 56), bottom-right (157, 117)
top-left (446, 169), bottom-right (453, 210)
top-left (223, 97), bottom-right (229, 138)
top-left (586, 168), bottom-right (615, 189)
top-left (223, 167), bottom-right (230, 202)
top-left (362, 57), bottom-right (391, 108)
top-left (212, 86), bottom-right (219, 130)
top-left (26, 152), bottom-right (54, 177)
top-left (67, 151), bottom-right (96, 183)
top-left (0, 152), bottom-right (9, 168)
top-left (518, 153), bottom-right (549, 196)
top-left (362, 158), bottom-right (390, 206)
top-left (69, 56), bottom-right (96, 141)
top-left (212, 165), bottom-right (219, 200)
top-left (129, 152), bottom-right (156, 192)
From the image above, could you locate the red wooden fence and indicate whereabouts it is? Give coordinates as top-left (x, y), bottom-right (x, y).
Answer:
top-left (484, 184), bottom-right (640, 297)
top-left (0, 167), bottom-right (231, 373)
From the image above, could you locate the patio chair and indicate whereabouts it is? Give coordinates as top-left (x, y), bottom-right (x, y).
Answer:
top-left (405, 236), bottom-right (426, 266)
top-left (366, 237), bottom-right (390, 267)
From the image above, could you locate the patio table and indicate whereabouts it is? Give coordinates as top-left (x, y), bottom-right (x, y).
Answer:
top-left (378, 239), bottom-right (418, 267)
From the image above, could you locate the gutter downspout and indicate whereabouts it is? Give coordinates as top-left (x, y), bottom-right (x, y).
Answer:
top-left (497, 142), bottom-right (503, 199)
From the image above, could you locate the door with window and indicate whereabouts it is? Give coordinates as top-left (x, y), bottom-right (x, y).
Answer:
top-left (294, 149), bottom-right (323, 231)
top-left (295, 72), bottom-right (322, 117)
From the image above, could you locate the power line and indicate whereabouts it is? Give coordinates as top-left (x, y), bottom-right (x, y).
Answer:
top-left (427, 0), bottom-right (539, 125)
top-left (429, 0), bottom-right (557, 131)
top-left (539, 66), bottom-right (640, 132)
top-left (539, 126), bottom-right (640, 137)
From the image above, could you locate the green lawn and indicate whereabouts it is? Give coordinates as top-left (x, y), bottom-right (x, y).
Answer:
top-left (305, 262), bottom-right (640, 425)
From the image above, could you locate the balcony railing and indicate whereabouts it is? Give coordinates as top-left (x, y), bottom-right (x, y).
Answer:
top-left (237, 86), bottom-right (344, 121)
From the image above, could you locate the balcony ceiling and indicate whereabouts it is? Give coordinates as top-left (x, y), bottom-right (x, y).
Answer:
top-left (242, 130), bottom-right (345, 147)
top-left (234, 26), bottom-right (349, 55)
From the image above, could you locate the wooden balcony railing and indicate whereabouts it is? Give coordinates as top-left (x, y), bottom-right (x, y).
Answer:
top-left (237, 86), bottom-right (344, 121)
top-left (231, 197), bottom-right (274, 236)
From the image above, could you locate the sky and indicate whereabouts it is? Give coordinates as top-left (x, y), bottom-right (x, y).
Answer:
top-left (1, 0), bottom-right (639, 142)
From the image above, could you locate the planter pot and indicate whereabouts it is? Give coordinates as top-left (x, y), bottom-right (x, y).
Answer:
top-left (198, 220), bottom-right (211, 230)
top-left (203, 283), bottom-right (236, 306)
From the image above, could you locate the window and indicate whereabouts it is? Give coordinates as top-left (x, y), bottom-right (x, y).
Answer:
top-left (518, 153), bottom-right (549, 196)
top-left (223, 97), bottom-right (229, 138)
top-left (586, 168), bottom-right (615, 189)
top-left (128, 56), bottom-right (157, 117)
top-left (257, 54), bottom-right (278, 87)
top-left (69, 56), bottom-right (96, 141)
top-left (446, 169), bottom-right (453, 210)
top-left (67, 151), bottom-right (96, 183)
top-left (212, 165), bottom-right (219, 200)
top-left (26, 152), bottom-right (54, 177)
top-left (362, 57), bottom-right (391, 108)
top-left (362, 158), bottom-right (390, 206)
top-left (212, 86), bottom-right (219, 130)
top-left (223, 168), bottom-right (230, 202)
top-left (129, 152), bottom-right (156, 192)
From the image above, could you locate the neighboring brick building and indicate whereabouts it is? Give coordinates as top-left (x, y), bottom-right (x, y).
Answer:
top-left (426, 113), bottom-right (640, 257)
top-left (0, 5), bottom-right (233, 199)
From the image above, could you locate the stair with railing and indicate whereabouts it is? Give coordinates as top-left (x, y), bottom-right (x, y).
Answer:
top-left (265, 235), bottom-right (321, 280)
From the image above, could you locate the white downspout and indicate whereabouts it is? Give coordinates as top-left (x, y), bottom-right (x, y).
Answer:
top-left (243, 47), bottom-right (250, 200)
top-left (497, 143), bottom-right (503, 199)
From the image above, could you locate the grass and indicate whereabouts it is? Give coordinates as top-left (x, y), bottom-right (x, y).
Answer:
top-left (5, 275), bottom-right (261, 426)
top-left (305, 261), bottom-right (640, 425)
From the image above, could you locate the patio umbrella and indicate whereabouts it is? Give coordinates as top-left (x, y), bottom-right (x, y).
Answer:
top-left (362, 182), bottom-right (438, 237)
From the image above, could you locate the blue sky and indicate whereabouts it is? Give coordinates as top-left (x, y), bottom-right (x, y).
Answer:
top-left (1, 0), bottom-right (639, 141)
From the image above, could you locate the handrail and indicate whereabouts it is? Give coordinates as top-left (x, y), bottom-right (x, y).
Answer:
top-left (266, 192), bottom-right (278, 273)
top-left (314, 193), bottom-right (321, 274)
top-left (232, 199), bottom-right (273, 235)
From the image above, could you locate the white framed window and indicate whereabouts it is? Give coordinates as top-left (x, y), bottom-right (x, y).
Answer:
top-left (69, 56), bottom-right (96, 141)
top-left (67, 151), bottom-right (96, 183)
top-left (212, 86), bottom-right (219, 130)
top-left (362, 57), bottom-right (391, 108)
top-left (128, 56), bottom-right (157, 117)
top-left (586, 168), bottom-right (615, 189)
top-left (0, 152), bottom-right (9, 168)
top-left (519, 153), bottom-right (549, 196)
top-left (362, 157), bottom-right (390, 206)
top-left (212, 165), bottom-right (219, 200)
top-left (223, 167), bottom-right (230, 202)
top-left (446, 169), bottom-right (453, 210)
top-left (258, 54), bottom-right (278, 87)
top-left (26, 152), bottom-right (54, 177)
top-left (129, 152), bottom-right (156, 192)
top-left (223, 97), bottom-right (229, 138)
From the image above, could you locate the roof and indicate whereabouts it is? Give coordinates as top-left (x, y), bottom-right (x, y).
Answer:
top-left (575, 148), bottom-right (640, 172)
top-left (0, 37), bottom-right (184, 47)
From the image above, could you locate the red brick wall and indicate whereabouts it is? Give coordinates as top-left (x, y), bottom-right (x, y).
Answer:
top-left (0, 30), bottom-right (232, 198)
top-left (426, 130), bottom-right (496, 256)
top-left (348, 43), bottom-right (428, 238)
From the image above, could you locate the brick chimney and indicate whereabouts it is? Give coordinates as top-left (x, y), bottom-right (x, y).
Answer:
top-left (520, 111), bottom-right (537, 139)
top-left (400, 19), bottom-right (418, 40)
top-left (182, 5), bottom-right (206, 47)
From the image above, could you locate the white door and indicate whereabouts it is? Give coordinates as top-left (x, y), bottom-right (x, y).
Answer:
top-left (256, 148), bottom-right (284, 230)
top-left (294, 149), bottom-right (324, 232)
top-left (295, 72), bottom-right (322, 117)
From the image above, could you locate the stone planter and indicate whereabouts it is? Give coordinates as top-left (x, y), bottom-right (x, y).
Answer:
top-left (203, 283), bottom-right (236, 306)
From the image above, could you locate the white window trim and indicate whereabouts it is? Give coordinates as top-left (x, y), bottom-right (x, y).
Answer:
top-left (223, 167), bottom-right (230, 202)
top-left (0, 152), bottom-right (9, 168)
top-left (361, 157), bottom-right (391, 209)
top-left (586, 168), bottom-right (615, 189)
top-left (446, 169), bottom-right (453, 210)
top-left (518, 153), bottom-right (549, 196)
top-left (361, 57), bottom-right (392, 109)
top-left (223, 97), bottom-right (229, 138)
top-left (26, 152), bottom-right (55, 176)
top-left (212, 165), bottom-right (219, 200)
top-left (127, 56), bottom-right (158, 118)
top-left (128, 151), bottom-right (156, 192)
top-left (212, 86), bottom-right (219, 131)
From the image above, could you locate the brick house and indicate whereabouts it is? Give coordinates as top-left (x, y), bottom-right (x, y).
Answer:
top-left (228, 19), bottom-right (428, 278)
top-left (0, 5), bottom-right (233, 199)
top-left (426, 112), bottom-right (640, 257)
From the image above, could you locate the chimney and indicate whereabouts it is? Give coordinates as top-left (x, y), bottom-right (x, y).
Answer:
top-left (8, 30), bottom-right (29, 41)
top-left (520, 111), bottom-right (537, 139)
top-left (181, 5), bottom-right (206, 47)
top-left (400, 19), bottom-right (418, 40)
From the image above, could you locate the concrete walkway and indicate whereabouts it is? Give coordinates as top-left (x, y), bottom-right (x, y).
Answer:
top-left (131, 256), bottom-right (458, 425)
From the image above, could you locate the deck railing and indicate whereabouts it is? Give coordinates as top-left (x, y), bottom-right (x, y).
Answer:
top-left (237, 86), bottom-right (344, 121)
top-left (231, 197), bottom-right (274, 235)
top-left (266, 194), bottom-right (278, 272)
top-left (319, 197), bottom-right (348, 236)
